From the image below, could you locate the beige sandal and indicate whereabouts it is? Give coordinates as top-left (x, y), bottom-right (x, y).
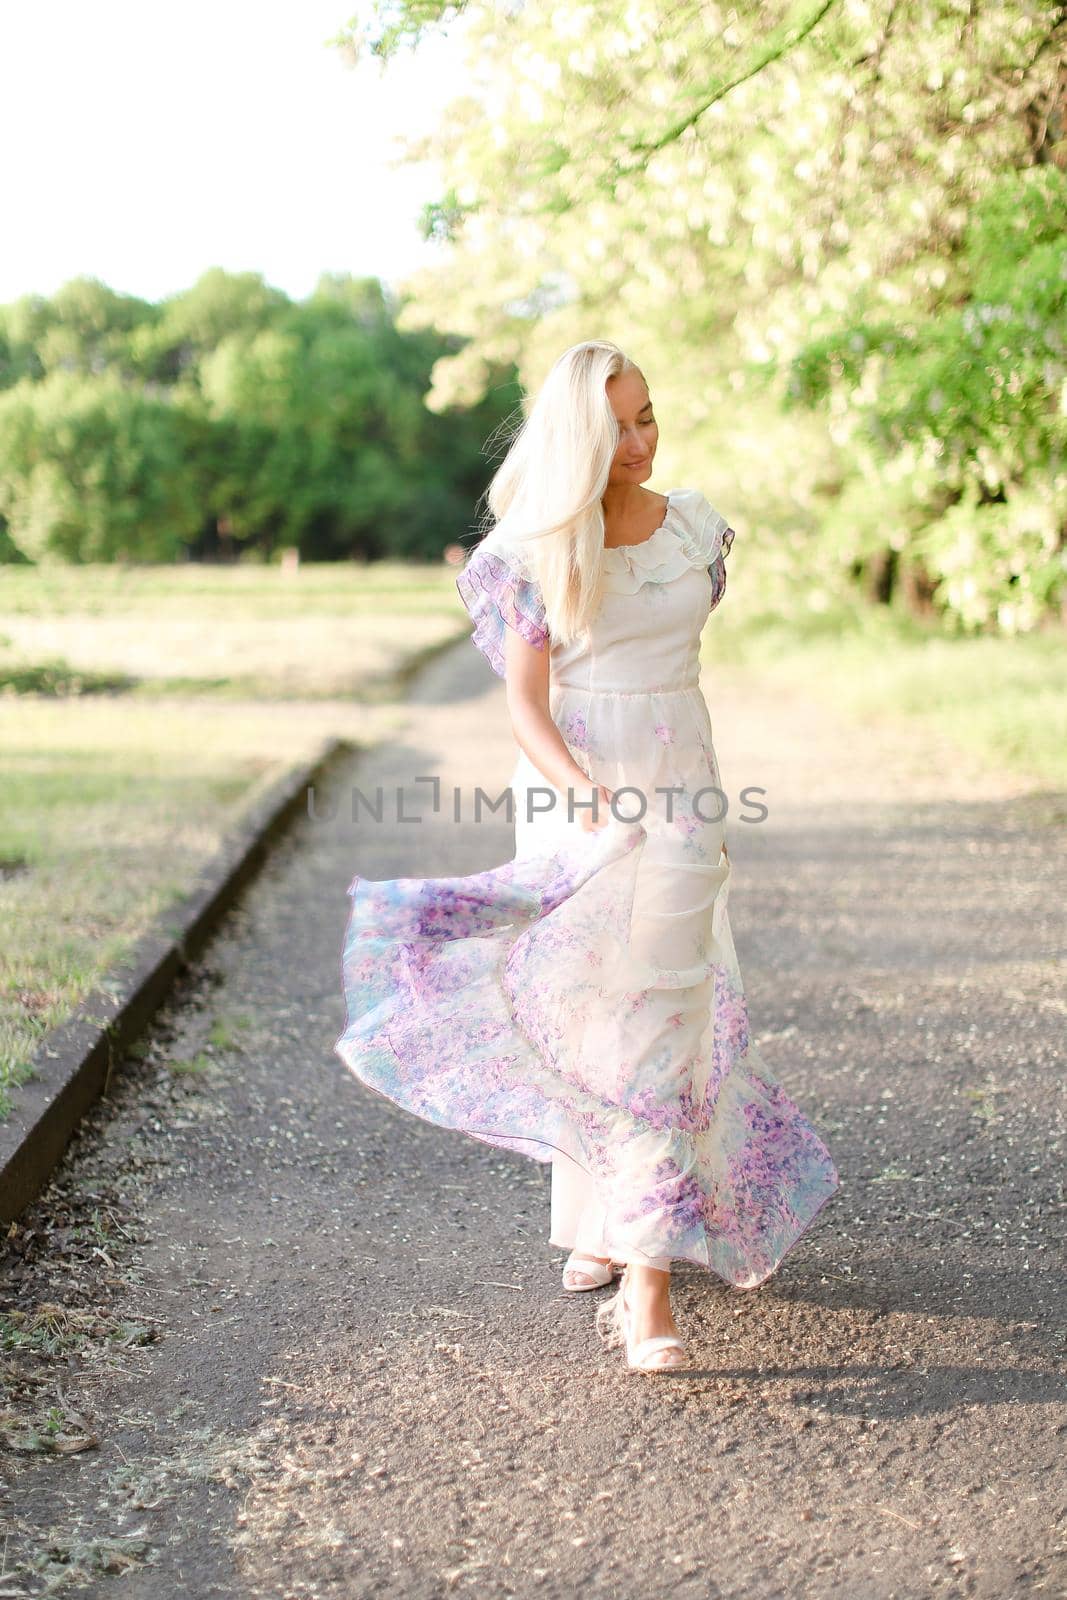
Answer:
top-left (595, 1265), bottom-right (689, 1372)
top-left (561, 1251), bottom-right (622, 1291)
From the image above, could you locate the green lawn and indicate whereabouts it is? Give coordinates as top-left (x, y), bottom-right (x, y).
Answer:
top-left (0, 558), bottom-right (468, 1120)
top-left (702, 584), bottom-right (1067, 789)
top-left (0, 557), bottom-right (466, 700)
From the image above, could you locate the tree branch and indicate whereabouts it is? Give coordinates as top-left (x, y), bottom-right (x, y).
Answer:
top-left (628, 0), bottom-right (840, 155)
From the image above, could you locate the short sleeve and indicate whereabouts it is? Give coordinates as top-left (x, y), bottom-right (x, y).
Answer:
top-left (455, 542), bottom-right (550, 679)
top-left (708, 521), bottom-right (736, 614)
top-left (673, 489), bottom-right (735, 615)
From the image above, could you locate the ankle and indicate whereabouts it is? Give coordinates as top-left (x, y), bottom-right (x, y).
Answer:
top-left (626, 1263), bottom-right (671, 1291)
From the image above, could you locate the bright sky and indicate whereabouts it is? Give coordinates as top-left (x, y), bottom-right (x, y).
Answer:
top-left (0, 1), bottom-right (470, 306)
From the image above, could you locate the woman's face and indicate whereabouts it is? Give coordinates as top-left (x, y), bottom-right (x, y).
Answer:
top-left (606, 369), bottom-right (659, 486)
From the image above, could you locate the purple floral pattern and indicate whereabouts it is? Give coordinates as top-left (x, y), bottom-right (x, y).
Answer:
top-left (708, 526), bottom-right (736, 613)
top-left (454, 544), bottom-right (549, 679)
top-left (337, 489), bottom-right (839, 1286)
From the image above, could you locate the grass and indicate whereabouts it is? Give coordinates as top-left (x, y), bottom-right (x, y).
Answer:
top-left (0, 557), bottom-right (468, 1122)
top-left (701, 577), bottom-right (1067, 788)
top-left (0, 556), bottom-right (465, 700)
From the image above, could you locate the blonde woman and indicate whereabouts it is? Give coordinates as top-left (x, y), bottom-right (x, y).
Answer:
top-left (335, 341), bottom-right (839, 1373)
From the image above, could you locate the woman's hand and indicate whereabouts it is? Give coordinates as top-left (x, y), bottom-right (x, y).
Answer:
top-left (575, 782), bottom-right (616, 834)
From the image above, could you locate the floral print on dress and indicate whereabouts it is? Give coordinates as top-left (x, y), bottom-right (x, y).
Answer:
top-left (708, 525), bottom-right (736, 613)
top-left (454, 543), bottom-right (549, 679)
top-left (337, 487), bottom-right (839, 1287)
top-left (558, 707), bottom-right (608, 766)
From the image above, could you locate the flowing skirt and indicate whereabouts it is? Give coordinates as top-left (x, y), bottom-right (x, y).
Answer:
top-left (334, 695), bottom-right (840, 1286)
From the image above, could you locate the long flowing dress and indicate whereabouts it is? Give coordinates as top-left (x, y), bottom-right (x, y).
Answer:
top-left (334, 487), bottom-right (840, 1288)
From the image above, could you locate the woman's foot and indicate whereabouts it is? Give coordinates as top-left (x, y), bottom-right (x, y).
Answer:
top-left (562, 1251), bottom-right (616, 1290)
top-left (624, 1264), bottom-right (684, 1365)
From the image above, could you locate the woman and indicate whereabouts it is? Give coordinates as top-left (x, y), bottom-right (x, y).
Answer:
top-left (334, 340), bottom-right (840, 1373)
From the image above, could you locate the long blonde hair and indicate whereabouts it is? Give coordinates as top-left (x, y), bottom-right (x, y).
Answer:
top-left (474, 340), bottom-right (640, 649)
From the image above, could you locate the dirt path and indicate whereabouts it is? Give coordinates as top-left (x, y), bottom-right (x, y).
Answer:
top-left (3, 642), bottom-right (1064, 1598)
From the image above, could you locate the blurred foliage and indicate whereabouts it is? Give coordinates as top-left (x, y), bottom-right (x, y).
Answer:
top-left (0, 268), bottom-right (522, 563)
top-left (786, 165), bottom-right (1066, 632)
top-left (339, 0), bottom-right (1067, 634)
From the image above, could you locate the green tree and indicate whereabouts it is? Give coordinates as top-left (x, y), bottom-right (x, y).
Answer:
top-left (0, 277), bottom-right (156, 388)
top-left (787, 166), bottom-right (1067, 631)
top-left (130, 267), bottom-right (292, 386)
top-left (0, 372), bottom-right (203, 562)
top-left (0, 267), bottom-right (526, 564)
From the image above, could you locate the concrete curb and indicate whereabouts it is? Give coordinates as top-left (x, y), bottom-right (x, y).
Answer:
top-left (0, 732), bottom-right (359, 1224)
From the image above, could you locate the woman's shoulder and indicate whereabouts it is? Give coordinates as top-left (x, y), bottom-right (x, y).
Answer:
top-left (455, 536), bottom-right (548, 679)
top-left (458, 533), bottom-right (541, 585)
top-left (668, 487), bottom-right (736, 563)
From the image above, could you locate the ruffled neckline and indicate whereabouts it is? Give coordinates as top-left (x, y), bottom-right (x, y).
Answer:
top-left (600, 488), bottom-right (722, 593)
top-left (478, 488), bottom-right (730, 598)
top-left (601, 489), bottom-right (685, 572)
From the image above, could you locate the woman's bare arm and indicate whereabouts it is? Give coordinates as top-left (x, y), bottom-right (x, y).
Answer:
top-left (502, 625), bottom-right (612, 828)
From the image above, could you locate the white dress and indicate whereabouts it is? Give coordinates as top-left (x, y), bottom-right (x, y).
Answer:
top-left (334, 487), bottom-right (840, 1286)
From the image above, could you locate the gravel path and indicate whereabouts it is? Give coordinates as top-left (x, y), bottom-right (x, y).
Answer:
top-left (3, 642), bottom-right (1064, 1599)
